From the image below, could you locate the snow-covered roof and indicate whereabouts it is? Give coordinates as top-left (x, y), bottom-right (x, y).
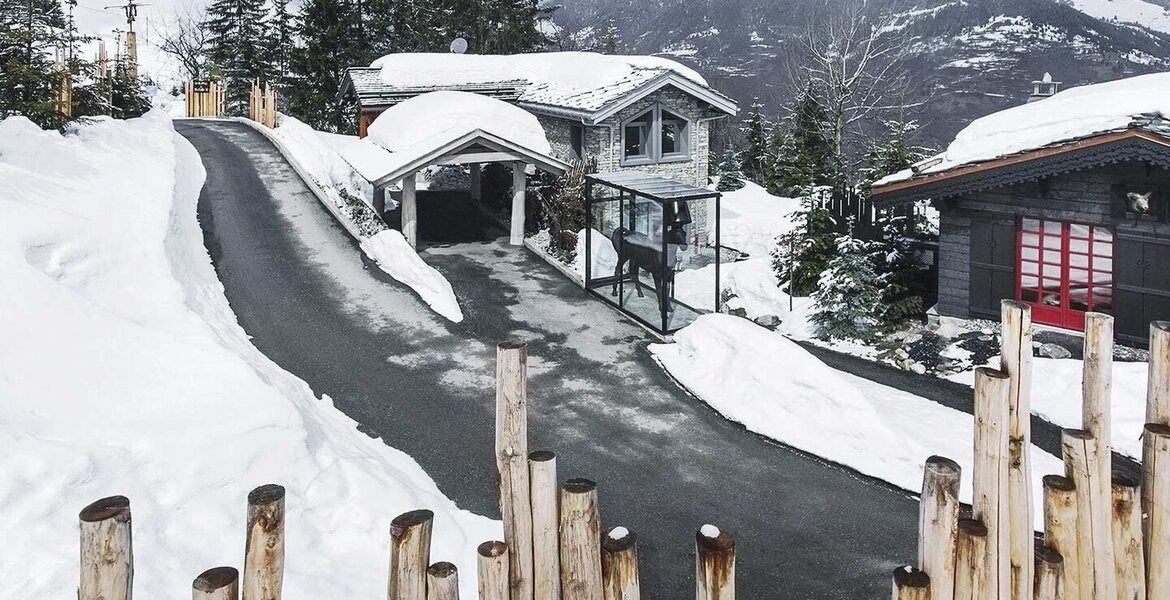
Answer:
top-left (345, 52), bottom-right (737, 123)
top-left (340, 91), bottom-right (568, 186)
top-left (874, 72), bottom-right (1170, 190)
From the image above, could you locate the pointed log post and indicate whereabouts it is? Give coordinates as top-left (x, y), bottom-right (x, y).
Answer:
top-left (242, 484), bottom-right (285, 600)
top-left (695, 525), bottom-right (734, 600)
top-left (510, 163), bottom-right (527, 246)
top-left (1081, 313), bottom-right (1116, 597)
top-left (1042, 475), bottom-right (1080, 600)
top-left (1000, 300), bottom-right (1033, 600)
top-left (1148, 322), bottom-right (1170, 427)
top-left (529, 451), bottom-right (560, 600)
top-left (427, 562), bottom-right (459, 600)
top-left (1033, 545), bottom-right (1064, 600)
top-left (478, 542), bottom-right (510, 600)
top-left (559, 479), bottom-right (602, 600)
top-left (954, 518), bottom-right (990, 600)
top-left (402, 172), bottom-right (418, 249)
top-left (973, 367), bottom-right (1012, 600)
top-left (389, 509), bottom-right (434, 600)
top-left (891, 566), bottom-right (930, 600)
top-left (1062, 430), bottom-right (1115, 600)
top-left (470, 164), bottom-right (482, 204)
top-left (194, 567), bottom-right (240, 600)
top-left (496, 341), bottom-right (533, 600)
top-left (1111, 474), bottom-right (1145, 600)
top-left (918, 456), bottom-right (960, 600)
top-left (601, 527), bottom-right (639, 600)
top-left (79, 495), bottom-right (133, 600)
top-left (1145, 424), bottom-right (1170, 598)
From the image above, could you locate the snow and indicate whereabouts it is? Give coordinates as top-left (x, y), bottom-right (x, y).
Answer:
top-left (608, 526), bottom-right (631, 540)
top-left (877, 72), bottom-right (1170, 186)
top-left (0, 110), bottom-right (495, 597)
top-left (650, 314), bottom-right (1064, 528)
top-left (272, 114), bottom-right (373, 207)
top-left (699, 524), bottom-right (721, 538)
top-left (1068, 0), bottom-right (1170, 35)
top-left (360, 230), bottom-right (465, 323)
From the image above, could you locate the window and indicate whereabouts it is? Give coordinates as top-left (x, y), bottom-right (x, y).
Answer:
top-left (570, 124), bottom-right (585, 163)
top-left (1017, 218), bottom-right (1113, 331)
top-left (621, 105), bottom-right (691, 165)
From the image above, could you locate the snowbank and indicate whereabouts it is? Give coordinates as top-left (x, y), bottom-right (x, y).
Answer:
top-left (0, 110), bottom-right (494, 598)
top-left (361, 230), bottom-right (465, 323)
top-left (272, 114), bottom-right (373, 207)
top-left (651, 314), bottom-right (1063, 527)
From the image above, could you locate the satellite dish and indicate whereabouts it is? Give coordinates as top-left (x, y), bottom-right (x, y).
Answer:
top-left (450, 37), bottom-right (468, 54)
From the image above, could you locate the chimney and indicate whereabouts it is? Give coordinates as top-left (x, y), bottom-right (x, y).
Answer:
top-left (1028, 72), bottom-right (1061, 103)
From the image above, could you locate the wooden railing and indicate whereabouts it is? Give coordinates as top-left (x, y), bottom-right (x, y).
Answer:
top-left (249, 81), bottom-right (277, 129)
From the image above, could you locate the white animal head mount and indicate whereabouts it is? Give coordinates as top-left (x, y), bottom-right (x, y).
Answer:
top-left (1127, 191), bottom-right (1153, 215)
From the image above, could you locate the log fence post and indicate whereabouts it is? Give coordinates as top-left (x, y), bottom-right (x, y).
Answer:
top-left (1032, 546), bottom-right (1064, 600)
top-left (1042, 475), bottom-right (1080, 600)
top-left (891, 566), bottom-right (930, 600)
top-left (194, 567), bottom-right (240, 600)
top-left (496, 341), bottom-right (534, 600)
top-left (1145, 423), bottom-right (1170, 597)
top-left (559, 479), bottom-right (602, 600)
top-left (1062, 430), bottom-right (1115, 600)
top-left (601, 527), bottom-right (639, 600)
top-left (479, 542), bottom-right (510, 600)
top-left (1148, 322), bottom-right (1170, 426)
top-left (79, 495), bottom-right (133, 600)
top-left (1000, 300), bottom-right (1033, 600)
top-left (1110, 475), bottom-right (1145, 600)
top-left (954, 518), bottom-right (989, 600)
top-left (972, 367), bottom-right (1011, 599)
top-left (242, 484), bottom-right (285, 600)
top-left (529, 451), bottom-right (560, 600)
top-left (389, 509), bottom-right (434, 600)
top-left (695, 525), bottom-right (734, 600)
top-left (918, 455), bottom-right (960, 600)
top-left (1081, 313), bottom-right (1116, 598)
top-left (427, 562), bottom-right (459, 600)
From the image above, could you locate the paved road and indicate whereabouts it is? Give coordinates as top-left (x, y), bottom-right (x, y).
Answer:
top-left (176, 120), bottom-right (918, 599)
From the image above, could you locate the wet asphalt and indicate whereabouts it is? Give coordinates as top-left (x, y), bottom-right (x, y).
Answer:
top-left (175, 120), bottom-right (919, 599)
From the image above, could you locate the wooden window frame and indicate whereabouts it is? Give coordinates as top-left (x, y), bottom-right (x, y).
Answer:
top-left (1016, 217), bottom-right (1115, 331)
top-left (620, 104), bottom-right (692, 167)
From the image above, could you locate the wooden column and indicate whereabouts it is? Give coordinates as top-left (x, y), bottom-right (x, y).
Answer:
top-left (427, 562), bottom-right (459, 600)
top-left (1149, 322), bottom-right (1170, 426)
top-left (1062, 430), bottom-right (1115, 600)
top-left (999, 300), bottom-right (1033, 600)
top-left (972, 367), bottom-right (1011, 600)
top-left (470, 164), bottom-right (482, 203)
top-left (601, 527), bottom-right (639, 600)
top-left (1111, 475), bottom-right (1145, 600)
top-left (194, 567), bottom-right (240, 600)
top-left (560, 479), bottom-right (603, 600)
top-left (891, 566), bottom-right (930, 600)
top-left (402, 172), bottom-right (418, 249)
top-left (1042, 475), bottom-right (1080, 600)
top-left (373, 185), bottom-right (387, 219)
top-left (529, 451), bottom-right (560, 600)
top-left (695, 525), bottom-right (734, 600)
top-left (1082, 313), bottom-right (1116, 595)
top-left (243, 484), bottom-right (285, 600)
top-left (389, 509), bottom-right (434, 600)
top-left (1145, 424), bottom-right (1170, 597)
top-left (954, 519), bottom-right (990, 600)
top-left (496, 341), bottom-right (533, 600)
top-left (479, 542), bottom-right (510, 600)
top-left (1033, 546), bottom-right (1064, 600)
top-left (511, 163), bottom-right (527, 246)
top-left (79, 495), bottom-right (133, 600)
top-left (918, 455), bottom-right (960, 600)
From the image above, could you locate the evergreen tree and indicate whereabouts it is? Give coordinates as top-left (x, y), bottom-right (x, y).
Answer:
top-left (109, 69), bottom-right (150, 119)
top-left (861, 117), bottom-right (929, 190)
top-left (872, 213), bottom-right (927, 331)
top-left (810, 234), bottom-right (884, 342)
top-left (761, 121), bottom-right (791, 196)
top-left (266, 0), bottom-right (295, 86)
top-left (0, 0), bottom-right (69, 129)
top-left (783, 84), bottom-right (833, 195)
top-left (716, 149), bottom-right (746, 192)
top-left (597, 18), bottom-right (620, 53)
top-left (770, 192), bottom-right (836, 296)
top-left (740, 101), bottom-right (769, 183)
top-left (286, 0), bottom-right (369, 132)
top-left (204, 0), bottom-right (271, 114)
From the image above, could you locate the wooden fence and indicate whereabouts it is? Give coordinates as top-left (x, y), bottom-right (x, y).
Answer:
top-left (186, 79), bottom-right (226, 118)
top-left (249, 80), bottom-right (277, 129)
top-left (74, 311), bottom-right (1170, 600)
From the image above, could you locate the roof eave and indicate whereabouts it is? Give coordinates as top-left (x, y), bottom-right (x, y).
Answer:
top-left (588, 73), bottom-right (739, 124)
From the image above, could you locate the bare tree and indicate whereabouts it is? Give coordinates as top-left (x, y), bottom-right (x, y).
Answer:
top-left (153, 8), bottom-right (209, 80)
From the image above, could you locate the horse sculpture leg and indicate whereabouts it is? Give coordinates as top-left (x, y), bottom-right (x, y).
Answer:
top-left (630, 262), bottom-right (645, 298)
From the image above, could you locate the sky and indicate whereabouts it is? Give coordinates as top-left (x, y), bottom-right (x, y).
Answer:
top-left (73, 0), bottom-right (205, 86)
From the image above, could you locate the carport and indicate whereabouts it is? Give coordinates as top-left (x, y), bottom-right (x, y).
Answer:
top-left (341, 90), bottom-right (569, 248)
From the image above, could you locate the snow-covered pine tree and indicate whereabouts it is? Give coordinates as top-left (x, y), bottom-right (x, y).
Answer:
top-left (771, 193), bottom-right (836, 296)
top-left (266, 0), bottom-right (295, 87)
top-left (761, 121), bottom-right (791, 196)
top-left (204, 0), bottom-right (272, 114)
top-left (716, 149), bottom-right (746, 192)
top-left (810, 233), bottom-right (883, 342)
top-left (0, 0), bottom-right (69, 128)
top-left (873, 213), bottom-right (927, 331)
top-left (784, 83), bottom-right (834, 195)
top-left (109, 67), bottom-right (150, 119)
top-left (740, 101), bottom-right (770, 183)
top-left (861, 117), bottom-right (930, 190)
top-left (286, 0), bottom-right (369, 132)
top-left (597, 18), bottom-right (620, 53)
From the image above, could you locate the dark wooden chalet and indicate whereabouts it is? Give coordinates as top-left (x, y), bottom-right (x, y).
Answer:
top-left (871, 116), bottom-right (1170, 346)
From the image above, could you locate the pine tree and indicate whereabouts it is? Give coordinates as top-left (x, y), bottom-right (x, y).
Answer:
top-left (771, 192), bottom-right (836, 296)
top-left (784, 84), bottom-right (833, 195)
top-left (204, 0), bottom-right (271, 114)
top-left (872, 213), bottom-right (927, 331)
top-left (811, 234), bottom-right (884, 342)
top-left (286, 0), bottom-right (369, 132)
top-left (266, 0), bottom-right (295, 86)
top-left (597, 18), bottom-right (620, 53)
top-left (761, 121), bottom-right (791, 196)
top-left (861, 117), bottom-right (929, 190)
top-left (716, 149), bottom-right (746, 192)
top-left (740, 101), bottom-right (769, 183)
top-left (0, 0), bottom-right (69, 129)
top-left (109, 68), bottom-right (150, 119)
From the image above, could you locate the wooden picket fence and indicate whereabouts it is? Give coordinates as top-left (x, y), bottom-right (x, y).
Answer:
top-left (73, 309), bottom-right (1169, 600)
top-left (249, 80), bottom-right (277, 129)
top-left (186, 79), bottom-right (226, 118)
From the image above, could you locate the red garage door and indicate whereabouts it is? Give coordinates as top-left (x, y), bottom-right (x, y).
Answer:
top-left (1017, 218), bottom-right (1114, 330)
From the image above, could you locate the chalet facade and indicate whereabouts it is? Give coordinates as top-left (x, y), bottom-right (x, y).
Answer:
top-left (871, 73), bottom-right (1170, 346)
top-left (338, 52), bottom-right (738, 189)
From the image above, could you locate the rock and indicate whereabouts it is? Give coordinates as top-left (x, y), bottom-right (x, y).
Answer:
top-left (911, 362), bottom-right (928, 375)
top-left (895, 348), bottom-right (910, 360)
top-left (904, 333), bottom-right (923, 345)
top-left (729, 306), bottom-right (748, 318)
top-left (1039, 342), bottom-right (1072, 360)
top-left (754, 314), bottom-right (782, 330)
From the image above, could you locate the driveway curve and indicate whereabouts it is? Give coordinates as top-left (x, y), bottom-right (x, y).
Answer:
top-left (176, 119), bottom-right (918, 599)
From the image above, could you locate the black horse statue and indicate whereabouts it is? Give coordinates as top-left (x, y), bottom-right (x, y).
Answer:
top-left (609, 221), bottom-right (689, 317)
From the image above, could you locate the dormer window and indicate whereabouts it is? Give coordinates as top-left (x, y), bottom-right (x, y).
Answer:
top-left (621, 104), bottom-right (691, 165)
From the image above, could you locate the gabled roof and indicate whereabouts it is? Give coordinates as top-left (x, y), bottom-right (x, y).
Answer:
top-left (340, 52), bottom-right (738, 124)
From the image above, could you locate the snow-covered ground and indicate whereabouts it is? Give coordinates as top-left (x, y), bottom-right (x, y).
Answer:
top-left (650, 314), bottom-right (1063, 528)
top-left (1068, 0), bottom-right (1170, 35)
top-left (0, 110), bottom-right (494, 597)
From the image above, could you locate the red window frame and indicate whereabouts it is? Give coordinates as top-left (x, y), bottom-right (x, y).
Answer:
top-left (1016, 218), bottom-right (1114, 331)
